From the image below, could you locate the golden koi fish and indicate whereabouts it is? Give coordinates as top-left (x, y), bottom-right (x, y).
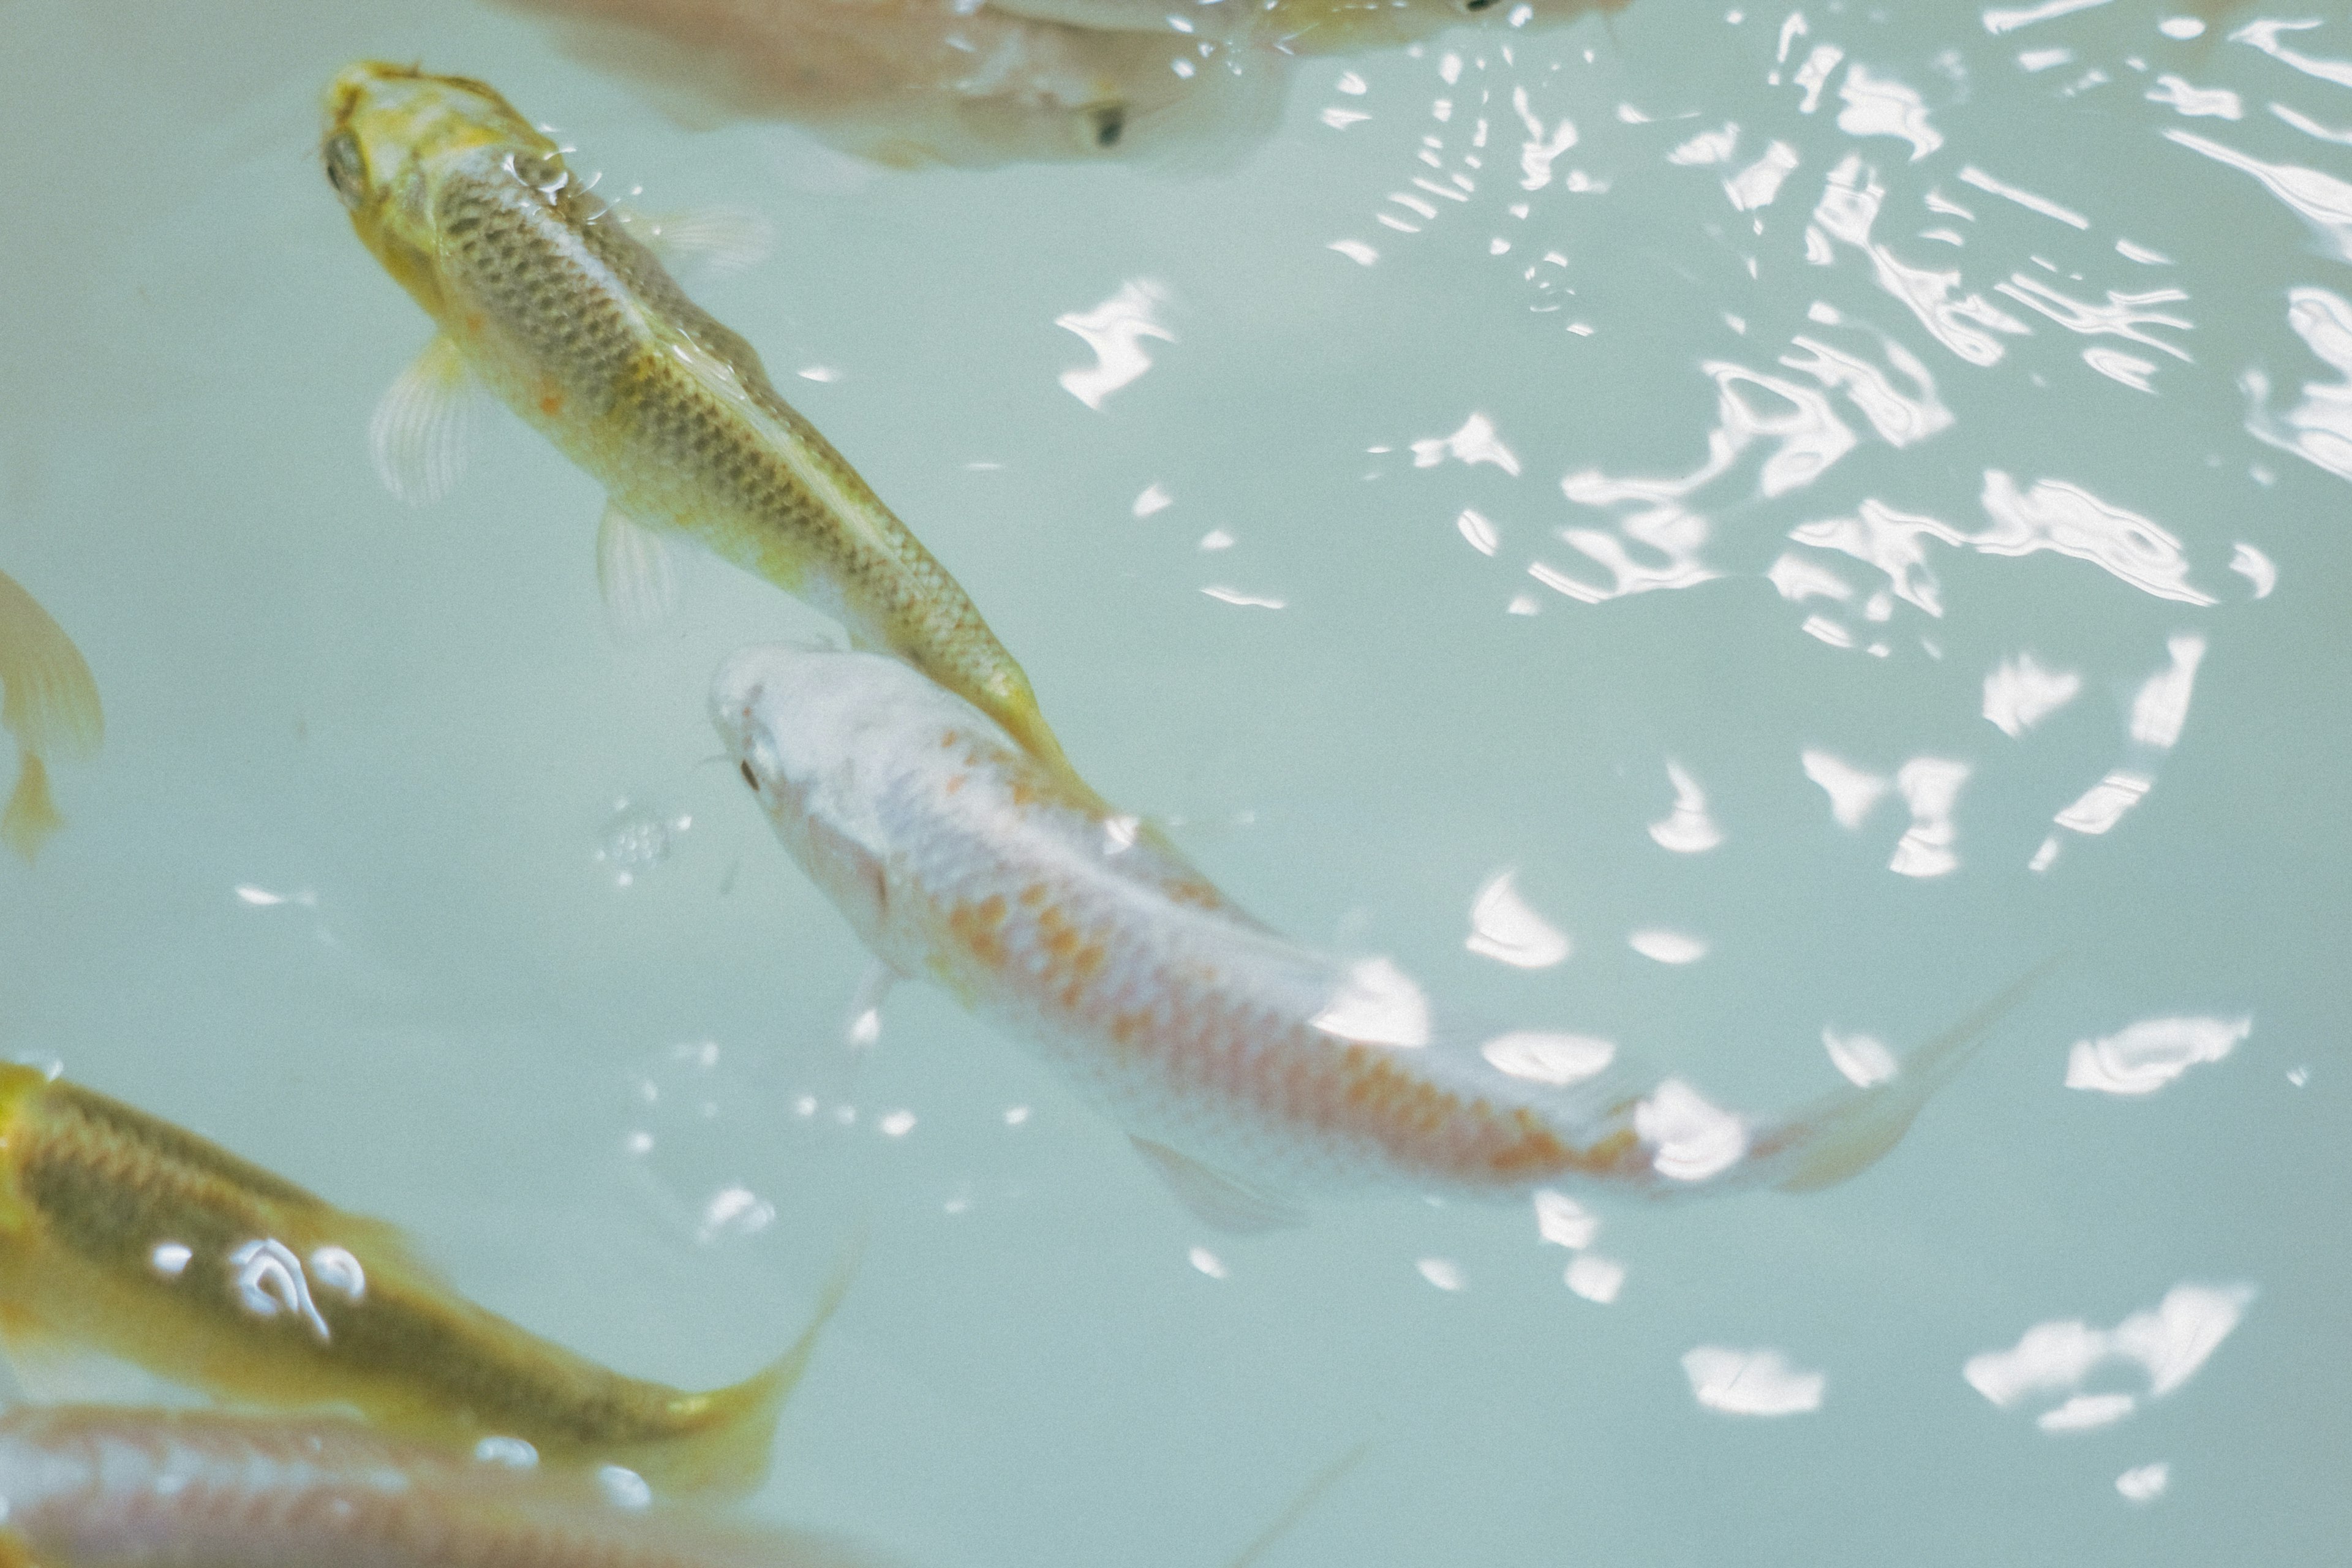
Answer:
top-left (715, 646), bottom-right (2035, 1229)
top-left (322, 62), bottom-right (1079, 780)
top-left (0, 1404), bottom-right (891, 1568)
top-left (0, 570), bottom-right (102, 864)
top-left (0, 1065), bottom-right (833, 1496)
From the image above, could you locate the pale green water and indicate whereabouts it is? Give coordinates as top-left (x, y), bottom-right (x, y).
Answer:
top-left (2, 1), bottom-right (2347, 1563)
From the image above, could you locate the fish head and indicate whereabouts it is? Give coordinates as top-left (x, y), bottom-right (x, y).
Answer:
top-left (321, 61), bottom-right (561, 311)
top-left (712, 646), bottom-right (960, 949)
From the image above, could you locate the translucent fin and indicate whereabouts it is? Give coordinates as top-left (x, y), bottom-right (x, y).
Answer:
top-left (1229, 1439), bottom-right (1374, 1568)
top-left (628, 1237), bottom-right (859, 1498)
top-left (1118, 43), bottom-right (1291, 178)
top-left (596, 502), bottom-right (679, 639)
top-left (843, 960), bottom-right (894, 1050)
top-left (621, 206), bottom-right (774, 275)
top-left (0, 568), bottom-right (103, 761)
top-left (1771, 960), bottom-right (2059, 1193)
top-left (2, 752), bottom-right (64, 863)
top-left (369, 333), bottom-right (477, 505)
top-left (0, 1305), bottom-right (189, 1408)
top-left (1132, 1137), bottom-right (1305, 1234)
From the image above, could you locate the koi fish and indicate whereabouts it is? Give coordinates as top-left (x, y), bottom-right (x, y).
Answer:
top-left (0, 1404), bottom-right (890, 1568)
top-left (0, 570), bottom-right (102, 864)
top-left (494, 0), bottom-right (1283, 168)
top-left (0, 1065), bottom-right (836, 1496)
top-left (714, 646), bottom-right (2034, 1230)
top-left (322, 62), bottom-right (1080, 780)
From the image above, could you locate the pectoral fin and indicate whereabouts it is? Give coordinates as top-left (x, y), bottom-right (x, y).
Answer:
top-left (1131, 1137), bottom-right (1304, 1234)
top-left (0, 569), bottom-right (103, 761)
top-left (0, 1303), bottom-right (183, 1408)
top-left (843, 960), bottom-right (895, 1049)
top-left (2, 752), bottom-right (64, 864)
top-left (620, 206), bottom-right (774, 275)
top-left (369, 333), bottom-right (478, 505)
top-left (596, 502), bottom-right (679, 638)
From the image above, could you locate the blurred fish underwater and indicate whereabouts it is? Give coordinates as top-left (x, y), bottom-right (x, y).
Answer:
top-left (492, 0), bottom-right (1630, 167)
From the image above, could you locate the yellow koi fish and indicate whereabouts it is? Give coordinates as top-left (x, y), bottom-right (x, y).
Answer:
top-left (0, 1404), bottom-right (891, 1568)
top-left (322, 62), bottom-right (1078, 779)
top-left (715, 646), bottom-right (2035, 1230)
top-left (0, 1065), bottom-right (833, 1496)
top-left (0, 570), bottom-right (102, 864)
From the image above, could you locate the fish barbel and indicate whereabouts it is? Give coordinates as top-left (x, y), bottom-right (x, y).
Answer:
top-left (0, 1404), bottom-right (890, 1568)
top-left (714, 646), bottom-right (2032, 1227)
top-left (322, 62), bottom-right (1078, 780)
top-left (0, 1065), bottom-right (834, 1496)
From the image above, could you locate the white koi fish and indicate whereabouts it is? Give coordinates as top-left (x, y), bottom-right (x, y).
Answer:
top-left (0, 1404), bottom-right (888, 1568)
top-left (714, 645), bottom-right (2031, 1229)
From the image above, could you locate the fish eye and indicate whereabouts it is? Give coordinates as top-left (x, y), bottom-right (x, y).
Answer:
top-left (1459, 0), bottom-right (1499, 11)
top-left (1089, 104), bottom-right (1126, 150)
top-left (323, 133), bottom-right (367, 211)
top-left (739, 761), bottom-right (758, 790)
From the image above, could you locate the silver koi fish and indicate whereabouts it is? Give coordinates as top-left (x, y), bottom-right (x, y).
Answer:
top-left (713, 645), bottom-right (2030, 1229)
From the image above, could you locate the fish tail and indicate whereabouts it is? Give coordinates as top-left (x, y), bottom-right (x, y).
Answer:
top-left (1757, 959), bottom-right (2058, 1194)
top-left (628, 1239), bottom-right (860, 1497)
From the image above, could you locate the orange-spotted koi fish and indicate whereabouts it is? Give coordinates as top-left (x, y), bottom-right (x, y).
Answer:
top-left (0, 1404), bottom-right (891, 1568)
top-left (0, 1065), bottom-right (840, 1496)
top-left (0, 569), bottom-right (102, 864)
top-left (714, 645), bottom-right (2037, 1230)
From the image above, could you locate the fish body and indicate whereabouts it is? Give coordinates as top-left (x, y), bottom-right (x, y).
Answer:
top-left (0, 1404), bottom-right (886, 1568)
top-left (322, 63), bottom-right (1076, 777)
top-left (714, 646), bottom-right (2007, 1221)
top-left (0, 1066), bottom-right (814, 1495)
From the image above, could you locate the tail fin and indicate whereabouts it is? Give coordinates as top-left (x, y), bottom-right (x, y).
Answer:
top-left (627, 1239), bottom-right (861, 1498)
top-left (1762, 960), bottom-right (2058, 1194)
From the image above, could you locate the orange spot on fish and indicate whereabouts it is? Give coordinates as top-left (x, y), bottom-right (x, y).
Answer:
top-left (538, 391), bottom-right (564, 417)
top-left (939, 730), bottom-right (959, 750)
top-left (946, 897), bottom-right (1009, 965)
top-left (1017, 882), bottom-right (1049, 908)
top-left (943, 775), bottom-right (966, 796)
top-left (1166, 879), bottom-right (1223, 910)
